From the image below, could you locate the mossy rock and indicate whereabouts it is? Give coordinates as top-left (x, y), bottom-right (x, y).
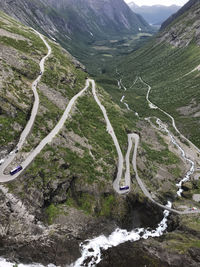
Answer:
top-left (182, 182), bottom-right (193, 191)
top-left (182, 191), bottom-right (193, 199)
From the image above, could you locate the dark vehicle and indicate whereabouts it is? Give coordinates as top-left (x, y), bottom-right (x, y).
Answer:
top-left (120, 186), bottom-right (129, 191)
top-left (10, 165), bottom-right (23, 176)
top-left (39, 71), bottom-right (42, 75)
top-left (15, 149), bottom-right (19, 153)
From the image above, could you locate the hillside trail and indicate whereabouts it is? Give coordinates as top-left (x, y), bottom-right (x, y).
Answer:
top-left (0, 32), bottom-right (199, 215)
top-left (114, 74), bottom-right (200, 214)
top-left (0, 30), bottom-right (52, 179)
top-left (0, 34), bottom-right (200, 267)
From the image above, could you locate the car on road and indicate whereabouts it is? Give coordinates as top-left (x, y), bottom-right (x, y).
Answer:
top-left (0, 159), bottom-right (4, 165)
top-left (39, 71), bottom-right (42, 75)
top-left (119, 185), bottom-right (129, 191)
top-left (10, 165), bottom-right (23, 176)
top-left (189, 207), bottom-right (197, 211)
top-left (192, 207), bottom-right (197, 210)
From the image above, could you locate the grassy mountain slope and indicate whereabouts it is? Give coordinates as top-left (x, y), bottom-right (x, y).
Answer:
top-left (0, 10), bottom-right (154, 265)
top-left (0, 9), bottom-right (122, 220)
top-left (116, 0), bottom-right (200, 148)
top-left (0, 10), bottom-right (46, 153)
top-left (0, 10), bottom-right (131, 264)
top-left (95, 0), bottom-right (200, 262)
top-left (0, 0), bottom-right (153, 75)
top-left (0, 10), bottom-right (86, 155)
top-left (161, 0), bottom-right (199, 30)
top-left (1, 9), bottom-right (198, 266)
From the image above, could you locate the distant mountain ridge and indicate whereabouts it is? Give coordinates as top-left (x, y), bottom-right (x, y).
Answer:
top-left (129, 2), bottom-right (180, 25)
top-left (0, 0), bottom-right (152, 71)
top-left (118, 0), bottom-right (200, 147)
top-left (0, 0), bottom-right (151, 41)
top-left (44, 0), bottom-right (150, 35)
top-left (159, 0), bottom-right (200, 47)
top-left (161, 0), bottom-right (200, 30)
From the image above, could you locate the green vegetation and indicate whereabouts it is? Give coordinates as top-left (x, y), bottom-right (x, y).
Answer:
top-left (142, 142), bottom-right (180, 165)
top-left (116, 41), bottom-right (200, 147)
top-left (0, 36), bottom-right (31, 53)
top-left (100, 194), bottom-right (116, 216)
top-left (45, 204), bottom-right (64, 224)
top-left (66, 192), bottom-right (95, 215)
top-left (0, 109), bottom-right (26, 146)
top-left (96, 86), bottom-right (139, 153)
top-left (168, 166), bottom-right (182, 178)
top-left (41, 41), bottom-right (87, 98)
top-left (65, 192), bottom-right (117, 217)
top-left (165, 231), bottom-right (200, 254)
top-left (0, 13), bottom-right (47, 147)
top-left (65, 90), bottom-right (117, 178)
top-left (11, 58), bottom-right (40, 79)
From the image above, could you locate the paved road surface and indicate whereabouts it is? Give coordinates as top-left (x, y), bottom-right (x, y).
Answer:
top-left (0, 34), bottom-right (199, 215)
top-left (129, 133), bottom-right (199, 214)
top-left (115, 75), bottom-right (200, 214)
top-left (0, 30), bottom-right (51, 177)
top-left (140, 77), bottom-right (200, 154)
top-left (90, 79), bottom-right (125, 194)
top-left (0, 79), bottom-right (90, 182)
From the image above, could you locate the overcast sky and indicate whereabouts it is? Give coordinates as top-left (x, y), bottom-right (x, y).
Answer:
top-left (124, 0), bottom-right (188, 6)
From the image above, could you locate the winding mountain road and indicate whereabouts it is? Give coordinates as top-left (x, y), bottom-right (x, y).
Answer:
top-left (130, 133), bottom-right (198, 214)
top-left (139, 77), bottom-right (200, 154)
top-left (0, 31), bottom-right (90, 182)
top-left (0, 79), bottom-right (90, 182)
top-left (0, 32), bottom-right (199, 215)
top-left (0, 30), bottom-right (52, 179)
top-left (114, 75), bottom-right (200, 214)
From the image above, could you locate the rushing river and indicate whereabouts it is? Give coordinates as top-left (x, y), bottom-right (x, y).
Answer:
top-left (72, 202), bottom-right (172, 267)
top-left (0, 259), bottom-right (56, 267)
top-left (0, 78), bottom-right (196, 267)
top-left (0, 202), bottom-right (171, 267)
top-left (156, 118), bottom-right (195, 197)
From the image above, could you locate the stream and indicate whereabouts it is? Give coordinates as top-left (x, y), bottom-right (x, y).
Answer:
top-left (0, 75), bottom-right (197, 267)
top-left (73, 202), bottom-right (172, 267)
top-left (71, 74), bottom-right (196, 266)
top-left (156, 118), bottom-right (195, 197)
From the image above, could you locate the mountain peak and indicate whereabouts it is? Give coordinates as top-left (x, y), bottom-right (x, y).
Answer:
top-left (128, 1), bottom-right (139, 9)
top-left (159, 0), bottom-right (200, 47)
top-left (0, 0), bottom-right (151, 39)
top-left (161, 0), bottom-right (200, 30)
top-left (128, 2), bottom-right (180, 25)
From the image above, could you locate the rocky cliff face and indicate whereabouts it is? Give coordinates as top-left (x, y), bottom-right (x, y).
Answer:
top-left (1, 1), bottom-right (200, 266)
top-left (0, 0), bottom-right (151, 41)
top-left (0, 0), bottom-right (152, 75)
top-left (159, 0), bottom-right (200, 47)
top-left (161, 0), bottom-right (199, 30)
top-left (0, 10), bottom-right (160, 266)
top-left (45, 0), bottom-right (150, 35)
top-left (0, 0), bottom-right (71, 38)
